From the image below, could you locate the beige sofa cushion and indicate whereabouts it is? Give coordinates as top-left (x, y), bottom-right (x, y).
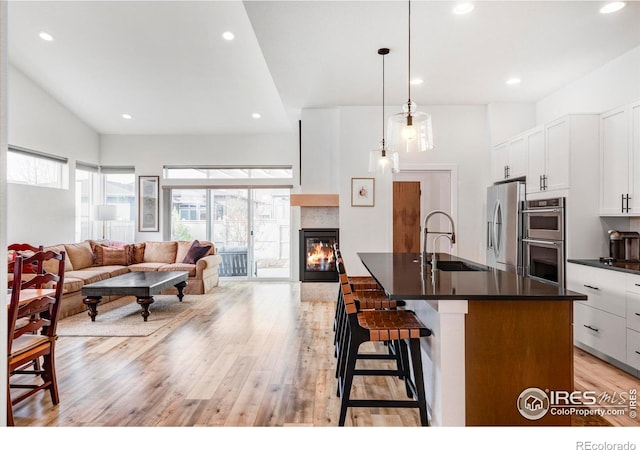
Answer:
top-left (128, 262), bottom-right (167, 271)
top-left (62, 277), bottom-right (85, 294)
top-left (143, 241), bottom-right (178, 263)
top-left (64, 269), bottom-right (111, 285)
top-left (64, 241), bottom-right (95, 270)
top-left (159, 263), bottom-right (196, 277)
top-left (175, 241), bottom-right (194, 264)
top-left (43, 244), bottom-right (73, 274)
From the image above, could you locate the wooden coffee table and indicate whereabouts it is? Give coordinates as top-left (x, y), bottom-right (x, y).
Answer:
top-left (82, 271), bottom-right (188, 322)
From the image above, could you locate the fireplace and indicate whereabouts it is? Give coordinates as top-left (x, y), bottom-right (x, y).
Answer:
top-left (299, 228), bottom-right (339, 282)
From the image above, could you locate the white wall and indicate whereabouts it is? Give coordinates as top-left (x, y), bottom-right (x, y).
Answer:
top-left (487, 103), bottom-right (536, 146)
top-left (100, 133), bottom-right (297, 241)
top-left (537, 45), bottom-right (640, 123)
top-left (7, 65), bottom-right (100, 245)
top-left (300, 108), bottom-right (339, 193)
top-left (333, 105), bottom-right (490, 276)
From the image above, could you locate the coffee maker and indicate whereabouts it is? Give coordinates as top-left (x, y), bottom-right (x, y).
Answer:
top-left (608, 230), bottom-right (640, 261)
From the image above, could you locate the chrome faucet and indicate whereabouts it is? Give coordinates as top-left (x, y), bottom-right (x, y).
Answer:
top-left (422, 210), bottom-right (456, 268)
top-left (431, 234), bottom-right (453, 269)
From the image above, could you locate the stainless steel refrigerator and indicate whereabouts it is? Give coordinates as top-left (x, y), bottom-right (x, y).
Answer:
top-left (486, 181), bottom-right (525, 274)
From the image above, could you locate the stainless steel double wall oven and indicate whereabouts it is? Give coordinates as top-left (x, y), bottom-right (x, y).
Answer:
top-left (522, 197), bottom-right (566, 287)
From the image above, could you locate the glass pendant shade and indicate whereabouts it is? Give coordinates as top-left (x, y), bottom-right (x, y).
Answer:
top-left (388, 101), bottom-right (434, 152)
top-left (368, 147), bottom-right (399, 174)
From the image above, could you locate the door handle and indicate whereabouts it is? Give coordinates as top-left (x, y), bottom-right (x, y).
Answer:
top-left (487, 222), bottom-right (493, 249)
top-left (539, 175), bottom-right (543, 191)
top-left (583, 284), bottom-right (600, 290)
top-left (583, 324), bottom-right (599, 332)
top-left (622, 194), bottom-right (626, 213)
top-left (626, 194), bottom-right (631, 213)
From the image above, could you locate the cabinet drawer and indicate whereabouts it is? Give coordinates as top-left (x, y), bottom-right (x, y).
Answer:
top-left (626, 273), bottom-right (640, 295)
top-left (627, 329), bottom-right (640, 371)
top-left (574, 303), bottom-right (626, 362)
top-left (627, 292), bottom-right (640, 332)
top-left (566, 264), bottom-right (626, 317)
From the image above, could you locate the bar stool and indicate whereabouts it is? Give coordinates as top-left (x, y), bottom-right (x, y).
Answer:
top-left (332, 251), bottom-right (408, 385)
top-left (337, 279), bottom-right (431, 426)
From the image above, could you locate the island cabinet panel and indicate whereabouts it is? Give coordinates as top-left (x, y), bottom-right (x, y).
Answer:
top-left (464, 300), bottom-right (574, 426)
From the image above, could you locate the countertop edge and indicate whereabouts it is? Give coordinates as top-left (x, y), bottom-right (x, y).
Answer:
top-left (568, 258), bottom-right (640, 276)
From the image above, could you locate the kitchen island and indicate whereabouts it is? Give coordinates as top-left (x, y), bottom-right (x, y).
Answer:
top-left (358, 252), bottom-right (587, 427)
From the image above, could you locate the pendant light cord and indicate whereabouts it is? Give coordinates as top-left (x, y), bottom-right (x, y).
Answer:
top-left (407, 0), bottom-right (411, 106)
top-left (382, 50), bottom-right (385, 150)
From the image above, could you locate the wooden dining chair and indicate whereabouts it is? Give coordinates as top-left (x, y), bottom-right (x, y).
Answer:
top-left (8, 244), bottom-right (45, 284)
top-left (7, 250), bottom-right (65, 426)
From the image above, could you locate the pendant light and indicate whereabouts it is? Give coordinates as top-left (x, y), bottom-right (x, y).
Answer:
top-left (369, 48), bottom-right (399, 174)
top-left (388, 0), bottom-right (434, 152)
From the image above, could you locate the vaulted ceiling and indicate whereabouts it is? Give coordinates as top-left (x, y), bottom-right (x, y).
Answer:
top-left (8, 1), bottom-right (640, 135)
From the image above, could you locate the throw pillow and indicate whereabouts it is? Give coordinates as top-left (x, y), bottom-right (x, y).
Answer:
top-left (131, 242), bottom-right (146, 264)
top-left (182, 240), bottom-right (212, 264)
top-left (94, 245), bottom-right (128, 266)
top-left (143, 241), bottom-right (178, 263)
top-left (64, 241), bottom-right (95, 270)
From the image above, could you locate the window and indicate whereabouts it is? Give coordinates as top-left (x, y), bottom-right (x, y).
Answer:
top-left (74, 164), bottom-right (135, 242)
top-left (164, 165), bottom-right (293, 180)
top-left (8, 145), bottom-right (69, 189)
top-left (75, 162), bottom-right (100, 242)
top-left (102, 168), bottom-right (135, 243)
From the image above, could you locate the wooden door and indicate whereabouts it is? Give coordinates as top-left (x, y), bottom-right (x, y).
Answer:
top-left (393, 181), bottom-right (421, 253)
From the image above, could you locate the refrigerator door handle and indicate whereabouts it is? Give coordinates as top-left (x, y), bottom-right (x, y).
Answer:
top-left (487, 221), bottom-right (493, 249)
top-left (493, 201), bottom-right (502, 258)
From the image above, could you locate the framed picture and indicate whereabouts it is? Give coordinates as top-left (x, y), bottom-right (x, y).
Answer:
top-left (351, 177), bottom-right (375, 207)
top-left (138, 175), bottom-right (159, 232)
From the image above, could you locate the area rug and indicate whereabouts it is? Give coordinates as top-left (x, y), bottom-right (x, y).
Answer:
top-left (57, 295), bottom-right (197, 337)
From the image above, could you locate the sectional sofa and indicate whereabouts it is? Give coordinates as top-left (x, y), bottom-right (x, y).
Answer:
top-left (9, 239), bottom-right (222, 319)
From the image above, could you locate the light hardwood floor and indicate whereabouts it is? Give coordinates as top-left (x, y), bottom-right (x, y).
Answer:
top-left (9, 281), bottom-right (640, 427)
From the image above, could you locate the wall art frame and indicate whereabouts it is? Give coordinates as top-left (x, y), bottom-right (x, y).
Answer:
top-left (351, 177), bottom-right (375, 207)
top-left (138, 175), bottom-right (159, 232)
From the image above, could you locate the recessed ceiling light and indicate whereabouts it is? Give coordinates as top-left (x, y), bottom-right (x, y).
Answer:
top-left (600, 2), bottom-right (626, 14)
top-left (222, 31), bottom-right (235, 41)
top-left (506, 77), bottom-right (521, 86)
top-left (410, 78), bottom-right (424, 85)
top-left (39, 32), bottom-right (54, 41)
top-left (453, 3), bottom-right (475, 15)
top-left (252, 113), bottom-right (262, 119)
top-left (121, 113), bottom-right (132, 120)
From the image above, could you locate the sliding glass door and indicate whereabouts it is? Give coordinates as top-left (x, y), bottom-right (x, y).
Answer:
top-left (169, 187), bottom-right (289, 279)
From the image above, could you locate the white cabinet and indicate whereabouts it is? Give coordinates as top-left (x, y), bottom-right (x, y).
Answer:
top-left (544, 117), bottom-right (571, 192)
top-left (574, 302), bottom-right (626, 363)
top-left (492, 135), bottom-right (526, 182)
top-left (525, 126), bottom-right (545, 194)
top-left (599, 100), bottom-right (640, 215)
top-left (627, 329), bottom-right (640, 371)
top-left (568, 262), bottom-right (640, 376)
top-left (566, 263), bottom-right (626, 317)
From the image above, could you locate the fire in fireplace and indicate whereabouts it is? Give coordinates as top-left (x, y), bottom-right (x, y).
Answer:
top-left (299, 228), bottom-right (339, 282)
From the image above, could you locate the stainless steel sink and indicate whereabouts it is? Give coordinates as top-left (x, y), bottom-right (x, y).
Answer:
top-left (435, 261), bottom-right (488, 272)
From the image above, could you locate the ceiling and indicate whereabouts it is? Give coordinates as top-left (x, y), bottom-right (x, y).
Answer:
top-left (7, 1), bottom-right (640, 135)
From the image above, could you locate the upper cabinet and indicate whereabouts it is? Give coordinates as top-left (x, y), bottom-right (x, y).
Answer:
top-left (525, 126), bottom-right (546, 194)
top-left (492, 134), bottom-right (527, 183)
top-left (492, 115), bottom-right (598, 194)
top-left (600, 100), bottom-right (640, 215)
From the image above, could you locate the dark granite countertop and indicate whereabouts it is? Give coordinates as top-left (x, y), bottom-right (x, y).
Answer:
top-left (358, 252), bottom-right (587, 301)
top-left (568, 258), bottom-right (640, 276)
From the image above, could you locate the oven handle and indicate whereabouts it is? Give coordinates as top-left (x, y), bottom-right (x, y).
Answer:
top-left (522, 238), bottom-right (562, 247)
top-left (522, 208), bottom-right (562, 214)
